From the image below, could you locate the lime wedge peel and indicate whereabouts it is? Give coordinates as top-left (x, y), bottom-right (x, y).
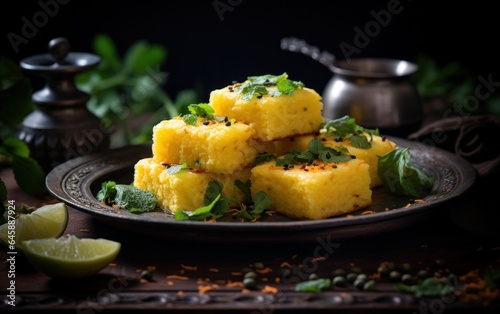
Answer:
top-left (22, 235), bottom-right (121, 279)
top-left (0, 202), bottom-right (68, 251)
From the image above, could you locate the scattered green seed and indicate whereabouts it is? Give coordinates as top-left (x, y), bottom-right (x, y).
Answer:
top-left (346, 273), bottom-right (358, 282)
top-left (389, 270), bottom-right (402, 282)
top-left (243, 277), bottom-right (257, 289)
top-left (141, 269), bottom-right (154, 281)
top-left (417, 269), bottom-right (429, 279)
top-left (332, 268), bottom-right (346, 277)
top-left (332, 276), bottom-right (347, 287)
top-left (309, 273), bottom-right (319, 281)
top-left (350, 266), bottom-right (362, 274)
top-left (401, 273), bottom-right (414, 284)
top-left (399, 263), bottom-right (411, 271)
top-left (377, 265), bottom-right (389, 277)
top-left (354, 278), bottom-right (367, 289)
top-left (363, 280), bottom-right (376, 291)
top-left (356, 274), bottom-right (368, 281)
top-left (254, 262), bottom-right (264, 270)
top-left (244, 271), bottom-right (258, 279)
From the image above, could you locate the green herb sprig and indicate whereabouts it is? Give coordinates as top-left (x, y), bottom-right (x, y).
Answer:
top-left (321, 115), bottom-right (380, 149)
top-left (182, 103), bottom-right (228, 125)
top-left (96, 181), bottom-right (157, 214)
top-left (234, 73), bottom-right (304, 100)
top-left (378, 147), bottom-right (435, 198)
top-left (174, 180), bottom-right (272, 221)
top-left (0, 56), bottom-right (46, 201)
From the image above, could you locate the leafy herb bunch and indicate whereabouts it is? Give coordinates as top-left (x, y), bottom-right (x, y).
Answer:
top-left (76, 34), bottom-right (200, 147)
top-left (0, 56), bottom-right (46, 209)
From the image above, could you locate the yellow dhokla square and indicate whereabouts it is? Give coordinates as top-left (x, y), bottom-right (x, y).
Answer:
top-left (209, 85), bottom-right (324, 141)
top-left (152, 117), bottom-right (258, 174)
top-left (134, 158), bottom-right (251, 212)
top-left (271, 134), bottom-right (397, 188)
top-left (250, 159), bottom-right (372, 220)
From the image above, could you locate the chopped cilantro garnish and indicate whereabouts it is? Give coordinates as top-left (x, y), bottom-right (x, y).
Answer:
top-left (182, 103), bottom-right (226, 125)
top-left (320, 115), bottom-right (380, 149)
top-left (174, 180), bottom-right (272, 222)
top-left (275, 138), bottom-right (353, 166)
top-left (234, 72), bottom-right (304, 100)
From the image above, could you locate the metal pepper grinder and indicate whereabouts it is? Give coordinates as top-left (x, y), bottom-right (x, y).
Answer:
top-left (18, 37), bottom-right (110, 174)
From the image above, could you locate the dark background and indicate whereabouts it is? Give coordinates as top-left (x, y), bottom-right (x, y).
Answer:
top-left (1, 0), bottom-right (498, 102)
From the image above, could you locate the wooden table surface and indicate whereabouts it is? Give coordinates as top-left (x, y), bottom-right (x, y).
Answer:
top-left (1, 162), bottom-right (499, 313)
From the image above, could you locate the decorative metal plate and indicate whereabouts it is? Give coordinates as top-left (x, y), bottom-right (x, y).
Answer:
top-left (46, 137), bottom-right (476, 243)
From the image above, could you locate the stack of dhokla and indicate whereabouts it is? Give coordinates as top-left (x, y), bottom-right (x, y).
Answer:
top-left (133, 73), bottom-right (396, 220)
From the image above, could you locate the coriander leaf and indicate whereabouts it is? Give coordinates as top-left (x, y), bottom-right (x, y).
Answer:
top-left (234, 179), bottom-right (252, 203)
top-left (183, 114), bottom-right (198, 125)
top-left (92, 33), bottom-right (121, 72)
top-left (277, 78), bottom-right (304, 95)
top-left (350, 135), bottom-right (371, 149)
top-left (252, 191), bottom-right (272, 214)
top-left (174, 194), bottom-right (222, 221)
top-left (123, 40), bottom-right (167, 75)
top-left (235, 73), bottom-right (304, 100)
top-left (295, 278), bottom-right (331, 292)
top-left (395, 278), bottom-right (456, 297)
top-left (378, 147), bottom-right (435, 197)
top-left (323, 115), bottom-right (357, 137)
top-left (204, 180), bottom-right (224, 206)
top-left (247, 73), bottom-right (287, 85)
top-left (253, 153), bottom-right (276, 166)
top-left (318, 147), bottom-right (352, 163)
top-left (307, 138), bottom-right (323, 155)
top-left (187, 103), bottom-right (214, 118)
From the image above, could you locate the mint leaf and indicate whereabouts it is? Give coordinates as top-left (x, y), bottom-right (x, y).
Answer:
top-left (252, 191), bottom-right (272, 214)
top-left (96, 181), bottom-right (157, 213)
top-left (253, 153), bottom-right (276, 166)
top-left (378, 147), bottom-right (435, 197)
top-left (114, 184), bottom-right (157, 213)
top-left (350, 135), bottom-right (371, 149)
top-left (96, 181), bottom-right (117, 202)
top-left (277, 77), bottom-right (304, 95)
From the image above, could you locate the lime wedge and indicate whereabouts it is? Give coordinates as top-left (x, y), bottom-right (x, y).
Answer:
top-left (0, 202), bottom-right (68, 251)
top-left (22, 235), bottom-right (121, 278)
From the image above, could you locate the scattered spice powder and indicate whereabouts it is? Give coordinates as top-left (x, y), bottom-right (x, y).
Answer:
top-left (404, 203), bottom-right (412, 208)
top-left (177, 290), bottom-right (184, 296)
top-left (227, 281), bottom-right (244, 288)
top-left (167, 281), bottom-right (174, 286)
top-left (209, 268), bottom-right (220, 273)
top-left (361, 210), bottom-right (375, 215)
top-left (198, 285), bottom-right (213, 294)
top-left (181, 264), bottom-right (198, 271)
top-left (232, 271), bottom-right (243, 276)
top-left (79, 229), bottom-right (90, 233)
top-left (256, 267), bottom-right (273, 274)
top-left (312, 256), bottom-right (326, 262)
top-left (108, 263), bottom-right (117, 267)
top-left (458, 270), bottom-right (500, 306)
top-left (166, 275), bottom-right (189, 280)
top-left (261, 285), bottom-right (278, 294)
top-left (280, 262), bottom-right (292, 268)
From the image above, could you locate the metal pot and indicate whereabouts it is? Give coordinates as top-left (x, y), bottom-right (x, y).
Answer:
top-left (281, 38), bottom-right (424, 136)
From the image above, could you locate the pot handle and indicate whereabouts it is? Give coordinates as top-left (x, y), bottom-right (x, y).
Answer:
top-left (280, 37), bottom-right (336, 73)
